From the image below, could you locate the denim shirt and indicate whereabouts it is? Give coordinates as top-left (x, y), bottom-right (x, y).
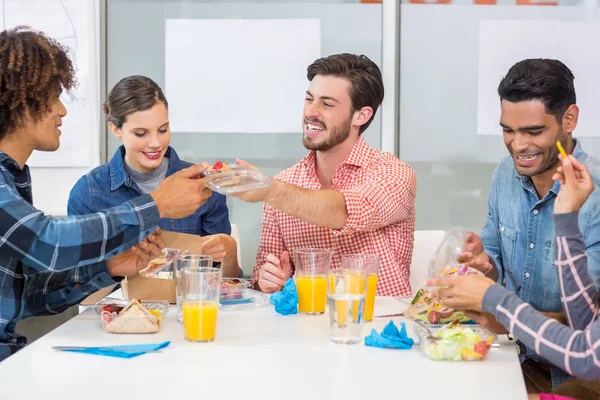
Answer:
top-left (481, 138), bottom-right (600, 388)
top-left (68, 146), bottom-right (231, 237)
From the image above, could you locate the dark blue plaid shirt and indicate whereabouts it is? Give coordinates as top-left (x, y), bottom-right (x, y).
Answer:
top-left (0, 152), bottom-right (160, 362)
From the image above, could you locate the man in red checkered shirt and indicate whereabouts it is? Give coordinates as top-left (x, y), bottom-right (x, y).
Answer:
top-left (234, 53), bottom-right (416, 297)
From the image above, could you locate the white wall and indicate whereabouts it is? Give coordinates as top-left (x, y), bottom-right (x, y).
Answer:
top-left (30, 0), bottom-right (102, 217)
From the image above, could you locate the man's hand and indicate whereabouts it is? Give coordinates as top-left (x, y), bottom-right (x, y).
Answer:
top-left (553, 154), bottom-right (595, 214)
top-left (106, 229), bottom-right (165, 277)
top-left (463, 310), bottom-right (509, 334)
top-left (458, 232), bottom-right (497, 279)
top-left (425, 274), bottom-right (495, 311)
top-left (256, 251), bottom-right (293, 293)
top-left (151, 165), bottom-right (213, 219)
top-left (229, 159), bottom-right (278, 203)
top-left (201, 234), bottom-right (237, 263)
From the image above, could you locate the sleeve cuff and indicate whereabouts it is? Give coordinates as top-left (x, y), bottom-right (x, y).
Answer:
top-left (553, 211), bottom-right (581, 237)
top-left (482, 283), bottom-right (509, 314)
top-left (487, 252), bottom-right (504, 283)
top-left (127, 194), bottom-right (161, 231)
top-left (334, 189), bottom-right (364, 236)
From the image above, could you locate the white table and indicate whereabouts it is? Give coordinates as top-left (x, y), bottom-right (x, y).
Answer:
top-left (1, 297), bottom-right (528, 399)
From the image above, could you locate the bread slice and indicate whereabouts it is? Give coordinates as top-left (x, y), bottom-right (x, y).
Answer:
top-left (104, 299), bottom-right (160, 334)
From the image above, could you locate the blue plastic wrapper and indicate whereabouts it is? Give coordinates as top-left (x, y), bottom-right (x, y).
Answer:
top-left (365, 321), bottom-right (414, 350)
top-left (269, 278), bottom-right (298, 315)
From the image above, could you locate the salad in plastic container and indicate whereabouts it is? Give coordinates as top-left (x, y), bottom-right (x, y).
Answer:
top-left (200, 161), bottom-right (272, 195)
top-left (403, 288), bottom-right (473, 324)
top-left (95, 299), bottom-right (169, 334)
top-left (415, 321), bottom-right (495, 361)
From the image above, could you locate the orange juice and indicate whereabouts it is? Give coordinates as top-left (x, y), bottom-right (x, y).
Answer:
top-left (182, 301), bottom-right (218, 342)
top-left (364, 275), bottom-right (378, 322)
top-left (344, 272), bottom-right (365, 322)
top-left (296, 275), bottom-right (327, 314)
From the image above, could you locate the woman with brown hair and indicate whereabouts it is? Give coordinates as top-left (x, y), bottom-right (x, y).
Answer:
top-left (68, 75), bottom-right (241, 277)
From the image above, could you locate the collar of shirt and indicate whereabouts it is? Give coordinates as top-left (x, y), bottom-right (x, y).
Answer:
top-left (109, 145), bottom-right (183, 191)
top-left (0, 151), bottom-right (32, 204)
top-left (299, 137), bottom-right (372, 180)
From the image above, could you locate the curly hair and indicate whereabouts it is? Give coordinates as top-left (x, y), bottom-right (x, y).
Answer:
top-left (0, 26), bottom-right (77, 140)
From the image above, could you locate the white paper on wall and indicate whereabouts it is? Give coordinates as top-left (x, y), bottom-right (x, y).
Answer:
top-left (0, 0), bottom-right (99, 167)
top-left (477, 20), bottom-right (600, 137)
top-left (165, 18), bottom-right (321, 134)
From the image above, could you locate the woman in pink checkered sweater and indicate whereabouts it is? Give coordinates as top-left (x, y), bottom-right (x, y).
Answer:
top-left (427, 154), bottom-right (600, 400)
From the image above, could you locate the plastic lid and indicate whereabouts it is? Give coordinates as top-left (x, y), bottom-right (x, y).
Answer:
top-left (428, 226), bottom-right (468, 278)
top-left (219, 289), bottom-right (269, 311)
top-left (138, 248), bottom-right (187, 278)
top-left (221, 278), bottom-right (252, 291)
top-left (203, 165), bottom-right (272, 195)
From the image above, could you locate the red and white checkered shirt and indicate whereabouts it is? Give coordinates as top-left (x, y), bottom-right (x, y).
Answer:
top-left (252, 137), bottom-right (416, 297)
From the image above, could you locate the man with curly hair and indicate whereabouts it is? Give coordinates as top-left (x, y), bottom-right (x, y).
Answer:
top-left (0, 27), bottom-right (213, 361)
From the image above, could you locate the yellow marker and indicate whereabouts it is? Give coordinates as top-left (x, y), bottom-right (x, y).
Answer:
top-left (556, 141), bottom-right (568, 159)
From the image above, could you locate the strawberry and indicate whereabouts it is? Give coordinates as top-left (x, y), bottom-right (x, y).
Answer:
top-left (101, 311), bottom-right (113, 324)
top-left (213, 161), bottom-right (223, 170)
top-left (102, 304), bottom-right (122, 313)
top-left (474, 340), bottom-right (491, 357)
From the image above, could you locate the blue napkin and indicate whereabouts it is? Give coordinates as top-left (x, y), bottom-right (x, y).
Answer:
top-left (365, 321), bottom-right (414, 350)
top-left (61, 341), bottom-right (171, 358)
top-left (269, 278), bottom-right (298, 315)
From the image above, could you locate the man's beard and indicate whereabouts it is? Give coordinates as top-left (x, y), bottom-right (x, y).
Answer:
top-left (509, 131), bottom-right (566, 177)
top-left (302, 116), bottom-right (352, 152)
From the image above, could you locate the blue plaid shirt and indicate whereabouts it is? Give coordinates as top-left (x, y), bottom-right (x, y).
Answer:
top-left (0, 152), bottom-right (160, 361)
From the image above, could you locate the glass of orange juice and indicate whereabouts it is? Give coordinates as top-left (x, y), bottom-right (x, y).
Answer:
top-left (341, 254), bottom-right (379, 322)
top-left (180, 266), bottom-right (221, 342)
top-left (294, 248), bottom-right (332, 314)
top-left (174, 254), bottom-right (213, 323)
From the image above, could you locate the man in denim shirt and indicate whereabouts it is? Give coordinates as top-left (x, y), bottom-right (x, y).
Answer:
top-left (461, 59), bottom-right (600, 398)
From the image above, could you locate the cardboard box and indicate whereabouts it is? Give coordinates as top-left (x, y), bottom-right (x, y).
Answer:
top-left (121, 231), bottom-right (204, 304)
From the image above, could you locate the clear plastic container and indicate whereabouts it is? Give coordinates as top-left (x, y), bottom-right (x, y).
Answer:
top-left (220, 278), bottom-right (252, 300)
top-left (415, 321), bottom-right (496, 361)
top-left (138, 248), bottom-right (187, 278)
top-left (219, 289), bottom-right (269, 311)
top-left (95, 299), bottom-right (169, 334)
top-left (202, 165), bottom-right (272, 195)
top-left (428, 226), bottom-right (468, 278)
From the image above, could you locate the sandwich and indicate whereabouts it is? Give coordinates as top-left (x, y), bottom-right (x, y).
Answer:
top-left (101, 299), bottom-right (162, 334)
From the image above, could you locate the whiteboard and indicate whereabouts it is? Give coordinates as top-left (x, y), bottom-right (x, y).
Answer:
top-left (165, 18), bottom-right (321, 134)
top-left (477, 20), bottom-right (600, 137)
top-left (0, 0), bottom-right (99, 167)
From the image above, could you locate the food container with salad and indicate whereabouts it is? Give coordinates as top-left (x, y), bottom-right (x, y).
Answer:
top-left (415, 321), bottom-right (495, 361)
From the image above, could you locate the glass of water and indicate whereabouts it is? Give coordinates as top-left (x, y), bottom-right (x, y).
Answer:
top-left (327, 267), bottom-right (368, 344)
top-left (174, 254), bottom-right (213, 322)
